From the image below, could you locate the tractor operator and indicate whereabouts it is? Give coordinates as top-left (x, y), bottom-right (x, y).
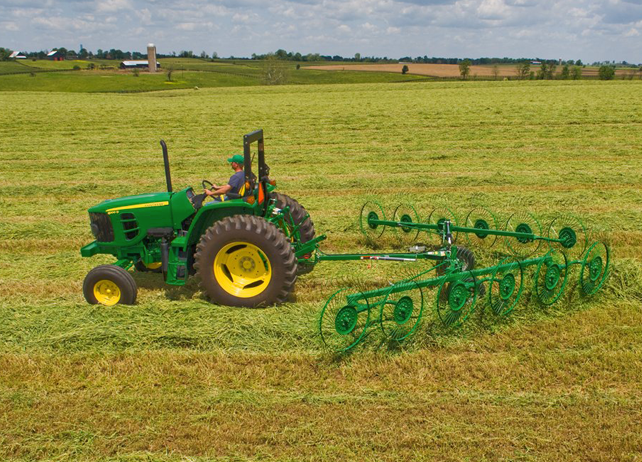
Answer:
top-left (204, 154), bottom-right (245, 201)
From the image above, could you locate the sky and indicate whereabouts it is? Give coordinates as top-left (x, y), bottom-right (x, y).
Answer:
top-left (1, 0), bottom-right (641, 63)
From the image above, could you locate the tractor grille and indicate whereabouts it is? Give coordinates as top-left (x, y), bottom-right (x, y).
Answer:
top-left (89, 212), bottom-right (114, 242)
top-left (121, 213), bottom-right (140, 240)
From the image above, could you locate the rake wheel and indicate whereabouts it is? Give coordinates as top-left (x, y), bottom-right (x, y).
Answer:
top-left (392, 203), bottom-right (421, 246)
top-left (359, 201), bottom-right (386, 240)
top-left (504, 211), bottom-right (542, 258)
top-left (464, 206), bottom-right (499, 249)
top-left (547, 214), bottom-right (588, 260)
top-left (319, 286), bottom-right (372, 352)
top-left (379, 282), bottom-right (424, 342)
top-left (579, 241), bottom-right (610, 296)
top-left (488, 256), bottom-right (524, 316)
top-left (533, 249), bottom-right (569, 306)
top-left (436, 271), bottom-right (478, 328)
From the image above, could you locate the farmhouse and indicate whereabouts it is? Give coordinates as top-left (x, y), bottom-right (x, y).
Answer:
top-left (47, 50), bottom-right (65, 61)
top-left (119, 60), bottom-right (161, 70)
top-left (9, 51), bottom-right (26, 59)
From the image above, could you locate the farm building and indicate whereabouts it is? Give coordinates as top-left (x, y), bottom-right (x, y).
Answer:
top-left (9, 51), bottom-right (26, 59)
top-left (47, 50), bottom-right (65, 61)
top-left (119, 60), bottom-right (161, 70)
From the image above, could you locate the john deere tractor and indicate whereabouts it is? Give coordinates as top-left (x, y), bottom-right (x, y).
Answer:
top-left (80, 130), bottom-right (321, 307)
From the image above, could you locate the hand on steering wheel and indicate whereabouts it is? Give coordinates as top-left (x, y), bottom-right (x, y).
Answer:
top-left (202, 180), bottom-right (214, 191)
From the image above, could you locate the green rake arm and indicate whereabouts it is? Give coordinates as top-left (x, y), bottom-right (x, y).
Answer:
top-left (368, 218), bottom-right (571, 245)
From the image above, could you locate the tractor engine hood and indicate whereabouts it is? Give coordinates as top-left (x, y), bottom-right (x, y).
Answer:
top-left (89, 192), bottom-right (172, 215)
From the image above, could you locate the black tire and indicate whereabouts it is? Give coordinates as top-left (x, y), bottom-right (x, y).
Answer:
top-left (194, 215), bottom-right (297, 307)
top-left (273, 192), bottom-right (316, 275)
top-left (134, 260), bottom-right (162, 273)
top-left (83, 264), bottom-right (138, 306)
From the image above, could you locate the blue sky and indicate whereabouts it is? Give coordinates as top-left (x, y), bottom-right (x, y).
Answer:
top-left (1, 0), bottom-right (641, 62)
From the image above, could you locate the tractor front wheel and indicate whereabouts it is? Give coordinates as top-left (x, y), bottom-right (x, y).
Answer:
top-left (194, 215), bottom-right (297, 307)
top-left (83, 264), bottom-right (138, 306)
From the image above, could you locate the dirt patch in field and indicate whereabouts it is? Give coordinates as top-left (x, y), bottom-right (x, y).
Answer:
top-left (307, 63), bottom-right (517, 78)
top-left (307, 63), bottom-right (637, 78)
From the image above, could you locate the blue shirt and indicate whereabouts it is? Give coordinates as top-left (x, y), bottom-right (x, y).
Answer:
top-left (228, 171), bottom-right (245, 195)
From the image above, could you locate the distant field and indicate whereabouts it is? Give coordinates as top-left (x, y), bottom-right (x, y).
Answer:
top-left (0, 80), bottom-right (641, 460)
top-left (309, 62), bottom-right (641, 79)
top-left (0, 61), bottom-right (427, 92)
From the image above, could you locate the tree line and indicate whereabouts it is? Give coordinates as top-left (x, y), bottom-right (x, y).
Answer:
top-left (1, 46), bottom-right (640, 71)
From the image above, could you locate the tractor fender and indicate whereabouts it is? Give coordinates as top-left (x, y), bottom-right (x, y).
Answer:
top-left (186, 200), bottom-right (258, 246)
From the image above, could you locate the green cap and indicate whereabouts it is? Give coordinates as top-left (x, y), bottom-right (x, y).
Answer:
top-left (227, 154), bottom-right (244, 164)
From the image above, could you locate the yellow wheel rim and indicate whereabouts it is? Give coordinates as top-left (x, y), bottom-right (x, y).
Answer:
top-left (214, 242), bottom-right (272, 298)
top-left (146, 262), bottom-right (162, 270)
top-left (93, 279), bottom-right (121, 306)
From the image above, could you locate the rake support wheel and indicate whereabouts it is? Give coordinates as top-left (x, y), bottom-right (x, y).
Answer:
top-left (194, 215), bottom-right (297, 307)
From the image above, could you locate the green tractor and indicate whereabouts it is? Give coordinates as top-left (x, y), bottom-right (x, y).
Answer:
top-left (80, 130), bottom-right (321, 307)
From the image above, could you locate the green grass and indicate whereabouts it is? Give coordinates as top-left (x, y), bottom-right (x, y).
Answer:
top-left (0, 59), bottom-right (427, 92)
top-left (0, 79), bottom-right (641, 460)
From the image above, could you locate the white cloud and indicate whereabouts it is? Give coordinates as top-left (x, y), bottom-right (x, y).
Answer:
top-left (95, 0), bottom-right (132, 13)
top-left (0, 0), bottom-right (640, 62)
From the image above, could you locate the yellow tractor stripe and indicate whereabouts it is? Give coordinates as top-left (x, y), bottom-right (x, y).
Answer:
top-left (107, 201), bottom-right (169, 213)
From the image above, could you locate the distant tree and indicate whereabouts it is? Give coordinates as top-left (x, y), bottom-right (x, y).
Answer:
top-left (0, 47), bottom-right (12, 61)
top-left (275, 49), bottom-right (288, 59)
top-left (458, 59), bottom-right (471, 80)
top-left (516, 61), bottom-right (530, 80)
top-left (560, 64), bottom-right (571, 80)
top-left (354, 52), bottom-right (361, 61)
top-left (212, 51), bottom-right (218, 59)
top-left (492, 64), bottom-right (500, 80)
top-left (570, 66), bottom-right (582, 80)
top-left (537, 62), bottom-right (556, 79)
top-left (402, 64), bottom-right (409, 74)
top-left (575, 59), bottom-right (583, 66)
top-left (561, 64), bottom-right (570, 80)
top-left (598, 65), bottom-right (615, 80)
top-left (293, 52), bottom-right (302, 61)
top-left (262, 54), bottom-right (289, 85)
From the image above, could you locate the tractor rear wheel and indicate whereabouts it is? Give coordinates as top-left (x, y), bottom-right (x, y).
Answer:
top-left (83, 264), bottom-right (138, 306)
top-left (273, 192), bottom-right (316, 275)
top-left (194, 215), bottom-right (297, 307)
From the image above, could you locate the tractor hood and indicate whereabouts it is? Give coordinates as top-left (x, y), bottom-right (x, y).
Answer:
top-left (89, 192), bottom-right (172, 214)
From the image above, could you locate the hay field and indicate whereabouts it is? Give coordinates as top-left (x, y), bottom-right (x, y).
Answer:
top-left (1, 80), bottom-right (641, 461)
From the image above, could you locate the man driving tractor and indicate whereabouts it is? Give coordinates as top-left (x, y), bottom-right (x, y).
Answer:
top-left (204, 154), bottom-right (246, 201)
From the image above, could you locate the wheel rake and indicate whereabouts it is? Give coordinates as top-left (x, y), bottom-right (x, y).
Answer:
top-left (318, 201), bottom-right (610, 353)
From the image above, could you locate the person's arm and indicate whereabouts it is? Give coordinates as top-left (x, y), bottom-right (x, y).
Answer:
top-left (205, 184), bottom-right (232, 196)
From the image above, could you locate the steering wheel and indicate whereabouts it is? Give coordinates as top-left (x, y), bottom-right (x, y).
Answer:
top-left (202, 180), bottom-right (213, 190)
